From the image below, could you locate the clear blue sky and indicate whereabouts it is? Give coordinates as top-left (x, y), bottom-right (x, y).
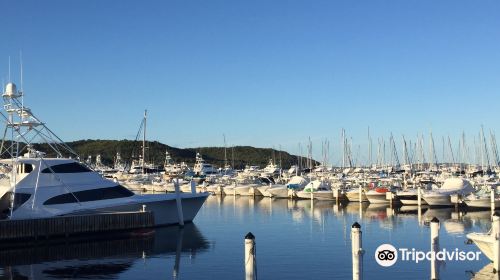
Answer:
top-left (1, 0), bottom-right (499, 164)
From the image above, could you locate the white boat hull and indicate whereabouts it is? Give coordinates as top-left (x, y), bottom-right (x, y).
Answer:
top-left (466, 232), bottom-right (494, 261)
top-left (465, 198), bottom-right (500, 209)
top-left (74, 193), bottom-right (209, 226)
top-left (345, 190), bottom-right (368, 202)
top-left (423, 194), bottom-right (453, 207)
top-left (296, 191), bottom-right (334, 200)
top-left (267, 186), bottom-right (289, 198)
top-left (365, 192), bottom-right (389, 204)
top-left (222, 186), bottom-right (236, 196)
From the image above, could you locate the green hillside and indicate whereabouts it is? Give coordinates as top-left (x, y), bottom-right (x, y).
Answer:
top-left (39, 139), bottom-right (314, 169)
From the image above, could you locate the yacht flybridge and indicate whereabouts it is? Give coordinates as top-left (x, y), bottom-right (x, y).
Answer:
top-left (0, 81), bottom-right (208, 225)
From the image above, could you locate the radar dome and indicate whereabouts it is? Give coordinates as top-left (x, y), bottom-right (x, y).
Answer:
top-left (5, 82), bottom-right (17, 96)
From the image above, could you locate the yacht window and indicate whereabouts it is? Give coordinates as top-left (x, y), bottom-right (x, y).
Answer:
top-left (41, 162), bottom-right (91, 173)
top-left (0, 192), bottom-right (31, 212)
top-left (43, 185), bottom-right (134, 205)
top-left (16, 163), bottom-right (34, 174)
top-left (24, 164), bottom-right (33, 173)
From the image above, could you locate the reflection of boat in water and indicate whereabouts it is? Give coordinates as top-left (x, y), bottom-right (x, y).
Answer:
top-left (462, 210), bottom-right (493, 231)
top-left (397, 205), bottom-right (429, 215)
top-left (0, 223), bottom-right (209, 279)
top-left (255, 197), bottom-right (289, 215)
top-left (443, 219), bottom-right (466, 235)
top-left (287, 199), bottom-right (335, 223)
top-left (422, 208), bottom-right (454, 223)
top-left (364, 204), bottom-right (389, 220)
top-left (344, 202), bottom-right (369, 216)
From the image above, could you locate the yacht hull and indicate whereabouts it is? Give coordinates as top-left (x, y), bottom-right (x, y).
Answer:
top-left (345, 190), bottom-right (368, 202)
top-left (466, 232), bottom-right (494, 261)
top-left (267, 187), bottom-right (289, 198)
top-left (296, 191), bottom-right (334, 200)
top-left (365, 193), bottom-right (389, 204)
top-left (76, 193), bottom-right (209, 226)
top-left (423, 194), bottom-right (453, 207)
top-left (465, 198), bottom-right (500, 209)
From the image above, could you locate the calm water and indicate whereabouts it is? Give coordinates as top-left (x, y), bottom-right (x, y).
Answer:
top-left (0, 195), bottom-right (494, 279)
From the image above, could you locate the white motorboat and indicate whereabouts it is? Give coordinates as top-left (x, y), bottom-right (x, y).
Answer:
top-left (345, 187), bottom-right (368, 202)
top-left (222, 183), bottom-right (236, 195)
top-left (423, 178), bottom-right (475, 207)
top-left (234, 183), bottom-right (260, 196)
top-left (396, 188), bottom-right (428, 205)
top-left (467, 213), bottom-right (500, 263)
top-left (266, 185), bottom-right (289, 198)
top-left (193, 153), bottom-right (218, 176)
top-left (295, 180), bottom-right (333, 200)
top-left (365, 187), bottom-right (391, 204)
top-left (464, 184), bottom-right (500, 209)
top-left (267, 176), bottom-right (309, 198)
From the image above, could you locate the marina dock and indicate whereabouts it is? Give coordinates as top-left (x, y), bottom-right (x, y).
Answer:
top-left (0, 211), bottom-right (154, 242)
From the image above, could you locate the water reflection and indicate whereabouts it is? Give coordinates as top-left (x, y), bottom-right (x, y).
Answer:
top-left (0, 224), bottom-right (209, 280)
top-left (203, 195), bottom-right (493, 279)
top-left (208, 195), bottom-right (496, 239)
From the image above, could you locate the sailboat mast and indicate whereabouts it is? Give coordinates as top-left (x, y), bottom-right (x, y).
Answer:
top-left (223, 134), bottom-right (227, 168)
top-left (142, 109), bottom-right (147, 175)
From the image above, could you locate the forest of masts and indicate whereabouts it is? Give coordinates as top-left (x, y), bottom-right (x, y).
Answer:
top-left (295, 127), bottom-right (500, 172)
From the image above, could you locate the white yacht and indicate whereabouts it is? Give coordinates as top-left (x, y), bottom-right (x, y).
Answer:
top-left (464, 184), bottom-right (500, 209)
top-left (260, 159), bottom-right (280, 177)
top-left (0, 157), bottom-right (208, 225)
top-left (295, 180), bottom-right (333, 200)
top-left (396, 188), bottom-right (428, 205)
top-left (267, 175), bottom-right (308, 198)
top-left (0, 82), bottom-right (208, 226)
top-left (467, 213), bottom-right (500, 264)
top-left (422, 178), bottom-right (475, 207)
top-left (365, 187), bottom-right (391, 204)
top-left (345, 186), bottom-right (369, 202)
top-left (193, 153), bottom-right (218, 176)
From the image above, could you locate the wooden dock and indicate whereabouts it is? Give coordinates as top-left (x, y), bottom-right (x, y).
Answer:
top-left (0, 211), bottom-right (155, 241)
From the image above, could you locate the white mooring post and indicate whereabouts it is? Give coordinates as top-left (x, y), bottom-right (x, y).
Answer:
top-left (245, 232), bottom-right (257, 280)
top-left (418, 205), bottom-right (422, 226)
top-left (430, 217), bottom-right (440, 280)
top-left (174, 179), bottom-right (185, 226)
top-left (351, 222), bottom-right (363, 280)
top-left (491, 187), bottom-right (496, 215)
top-left (492, 212), bottom-right (500, 273)
top-left (191, 180), bottom-right (196, 194)
top-left (418, 186), bottom-right (422, 207)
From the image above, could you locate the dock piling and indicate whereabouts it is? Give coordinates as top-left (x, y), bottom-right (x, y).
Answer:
top-left (191, 180), bottom-right (196, 194)
top-left (174, 179), bottom-right (185, 226)
top-left (351, 222), bottom-right (363, 280)
top-left (418, 186), bottom-right (422, 207)
top-left (492, 187), bottom-right (496, 215)
top-left (244, 232), bottom-right (257, 280)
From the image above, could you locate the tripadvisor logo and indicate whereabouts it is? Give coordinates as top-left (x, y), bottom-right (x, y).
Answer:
top-left (375, 243), bottom-right (481, 267)
top-left (375, 244), bottom-right (398, 267)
